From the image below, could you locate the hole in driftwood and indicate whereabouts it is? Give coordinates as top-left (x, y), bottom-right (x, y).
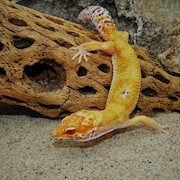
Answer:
top-left (90, 35), bottom-right (101, 41)
top-left (168, 96), bottom-right (178, 101)
top-left (172, 110), bottom-right (180, 113)
top-left (175, 92), bottom-right (180, 98)
top-left (0, 42), bottom-right (4, 51)
top-left (9, 18), bottom-right (27, 26)
top-left (89, 106), bottom-right (101, 110)
top-left (104, 85), bottom-right (110, 90)
top-left (45, 16), bottom-right (64, 25)
top-left (3, 96), bottom-right (26, 104)
top-left (98, 64), bottom-right (110, 73)
top-left (137, 54), bottom-right (145, 61)
top-left (142, 88), bottom-right (157, 97)
top-left (153, 74), bottom-right (169, 84)
top-left (141, 69), bottom-right (146, 78)
top-left (79, 86), bottom-right (97, 96)
top-left (24, 59), bottom-right (66, 92)
top-left (152, 108), bottom-right (165, 114)
top-left (0, 102), bottom-right (46, 118)
top-left (77, 66), bottom-right (87, 77)
top-left (54, 39), bottom-right (72, 48)
top-left (35, 22), bottom-right (55, 32)
top-left (9, 4), bottom-right (18, 9)
top-left (32, 13), bottom-right (41, 19)
top-left (0, 67), bottom-right (6, 78)
top-left (67, 32), bottom-right (80, 37)
top-left (39, 103), bottom-right (60, 109)
top-left (130, 106), bottom-right (142, 117)
top-left (13, 36), bottom-right (35, 49)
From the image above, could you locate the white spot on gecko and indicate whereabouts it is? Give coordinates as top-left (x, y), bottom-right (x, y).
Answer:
top-left (121, 89), bottom-right (130, 98)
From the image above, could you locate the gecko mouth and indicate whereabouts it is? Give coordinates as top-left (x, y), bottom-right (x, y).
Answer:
top-left (52, 127), bottom-right (116, 143)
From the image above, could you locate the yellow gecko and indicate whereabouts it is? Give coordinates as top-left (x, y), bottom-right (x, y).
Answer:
top-left (53, 6), bottom-right (166, 142)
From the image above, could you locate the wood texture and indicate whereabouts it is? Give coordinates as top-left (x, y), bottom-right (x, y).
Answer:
top-left (0, 0), bottom-right (179, 118)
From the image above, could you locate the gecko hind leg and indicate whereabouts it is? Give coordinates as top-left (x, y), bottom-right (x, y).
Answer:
top-left (120, 115), bottom-right (167, 133)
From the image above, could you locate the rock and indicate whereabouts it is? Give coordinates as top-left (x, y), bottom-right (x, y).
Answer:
top-left (158, 22), bottom-right (180, 75)
top-left (114, 0), bottom-right (180, 58)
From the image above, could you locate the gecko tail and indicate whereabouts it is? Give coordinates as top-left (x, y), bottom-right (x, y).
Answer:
top-left (78, 6), bottom-right (100, 22)
top-left (78, 6), bottom-right (116, 40)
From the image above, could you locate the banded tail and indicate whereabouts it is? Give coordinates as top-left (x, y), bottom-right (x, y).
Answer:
top-left (78, 6), bottom-right (117, 40)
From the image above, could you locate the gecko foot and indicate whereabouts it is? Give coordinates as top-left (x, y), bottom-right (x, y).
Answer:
top-left (70, 46), bottom-right (91, 64)
top-left (155, 125), bottom-right (168, 133)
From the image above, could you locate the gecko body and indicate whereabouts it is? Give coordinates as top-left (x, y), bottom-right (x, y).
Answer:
top-left (53, 6), bottom-right (165, 142)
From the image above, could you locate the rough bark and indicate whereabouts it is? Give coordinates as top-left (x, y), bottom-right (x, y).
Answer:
top-left (0, 0), bottom-right (179, 118)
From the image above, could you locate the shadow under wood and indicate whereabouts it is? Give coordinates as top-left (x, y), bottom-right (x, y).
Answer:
top-left (0, 102), bottom-right (47, 118)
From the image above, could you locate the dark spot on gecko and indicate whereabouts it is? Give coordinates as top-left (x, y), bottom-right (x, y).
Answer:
top-left (122, 89), bottom-right (130, 97)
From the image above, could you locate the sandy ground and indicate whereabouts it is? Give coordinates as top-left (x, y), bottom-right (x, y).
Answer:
top-left (0, 112), bottom-right (180, 180)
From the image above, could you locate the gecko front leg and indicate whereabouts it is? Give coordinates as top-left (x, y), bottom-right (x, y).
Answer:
top-left (70, 41), bottom-right (115, 63)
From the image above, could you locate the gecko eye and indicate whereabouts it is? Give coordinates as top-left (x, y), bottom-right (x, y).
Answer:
top-left (65, 128), bottom-right (76, 135)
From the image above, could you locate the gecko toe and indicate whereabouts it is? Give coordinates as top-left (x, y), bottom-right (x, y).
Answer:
top-left (155, 125), bottom-right (168, 133)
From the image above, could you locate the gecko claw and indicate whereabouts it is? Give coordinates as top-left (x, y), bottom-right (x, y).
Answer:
top-left (70, 46), bottom-right (91, 63)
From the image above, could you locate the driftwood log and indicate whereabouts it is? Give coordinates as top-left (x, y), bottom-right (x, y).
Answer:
top-left (0, 0), bottom-right (179, 118)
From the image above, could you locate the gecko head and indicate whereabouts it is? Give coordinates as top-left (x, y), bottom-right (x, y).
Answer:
top-left (52, 110), bottom-right (112, 142)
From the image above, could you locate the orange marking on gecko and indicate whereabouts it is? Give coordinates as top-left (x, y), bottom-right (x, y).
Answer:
top-left (52, 6), bottom-right (166, 143)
